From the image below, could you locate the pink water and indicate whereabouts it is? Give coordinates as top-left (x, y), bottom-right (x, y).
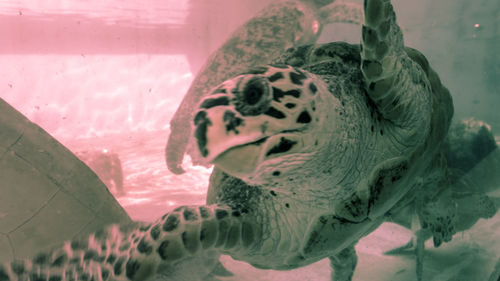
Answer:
top-left (65, 130), bottom-right (213, 222)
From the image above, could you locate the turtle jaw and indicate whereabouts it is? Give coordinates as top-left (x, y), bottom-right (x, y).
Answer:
top-left (211, 138), bottom-right (266, 179)
top-left (211, 132), bottom-right (305, 183)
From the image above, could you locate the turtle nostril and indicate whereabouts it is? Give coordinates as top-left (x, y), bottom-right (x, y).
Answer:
top-left (234, 76), bottom-right (271, 116)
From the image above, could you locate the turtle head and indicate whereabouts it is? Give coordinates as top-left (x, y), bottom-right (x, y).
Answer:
top-left (192, 65), bottom-right (340, 185)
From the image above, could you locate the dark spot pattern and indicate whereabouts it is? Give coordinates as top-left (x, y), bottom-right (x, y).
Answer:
top-left (264, 107), bottom-right (286, 119)
top-left (232, 211), bottom-right (241, 217)
top-left (138, 238), bottom-right (153, 254)
top-left (163, 214), bottom-right (180, 232)
top-left (0, 265), bottom-right (9, 281)
top-left (285, 103), bottom-right (296, 109)
top-left (83, 250), bottom-right (98, 260)
top-left (285, 203), bottom-right (290, 208)
top-left (113, 256), bottom-right (126, 276)
top-left (193, 111), bottom-right (212, 157)
top-left (319, 216), bottom-right (328, 225)
top-left (266, 137), bottom-right (297, 156)
top-left (267, 72), bottom-right (284, 82)
top-left (290, 70), bottom-right (307, 85)
top-left (223, 111), bottom-right (244, 134)
top-left (139, 225), bottom-right (150, 232)
top-left (216, 209), bottom-right (228, 220)
top-left (183, 208), bottom-right (198, 221)
top-left (79, 273), bottom-right (89, 281)
top-left (30, 274), bottom-right (46, 281)
top-left (200, 97), bottom-right (230, 109)
top-left (106, 254), bottom-right (117, 265)
top-left (157, 241), bottom-right (169, 260)
top-left (309, 83), bottom-right (317, 94)
top-left (272, 171), bottom-right (281, 176)
top-left (51, 253), bottom-right (68, 267)
top-left (125, 259), bottom-right (141, 280)
top-left (33, 253), bottom-right (49, 265)
top-left (270, 190), bottom-right (277, 197)
top-left (94, 255), bottom-right (106, 263)
top-left (272, 87), bottom-right (301, 102)
top-left (101, 269), bottom-right (110, 280)
top-left (200, 228), bottom-right (207, 241)
top-left (70, 240), bottom-right (87, 251)
top-left (10, 261), bottom-right (24, 275)
top-left (150, 225), bottom-right (160, 240)
top-left (199, 206), bottom-right (210, 219)
top-left (181, 232), bottom-right (188, 247)
top-left (296, 111), bottom-right (311, 123)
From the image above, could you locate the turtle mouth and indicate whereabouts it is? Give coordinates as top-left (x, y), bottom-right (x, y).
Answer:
top-left (211, 130), bottom-right (302, 178)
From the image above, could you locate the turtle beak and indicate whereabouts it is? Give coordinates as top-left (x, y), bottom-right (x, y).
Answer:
top-left (212, 143), bottom-right (264, 178)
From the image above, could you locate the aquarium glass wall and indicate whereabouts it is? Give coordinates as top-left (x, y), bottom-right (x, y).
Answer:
top-left (0, 0), bottom-right (499, 280)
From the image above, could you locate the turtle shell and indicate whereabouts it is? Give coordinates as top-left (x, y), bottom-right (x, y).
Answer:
top-left (0, 98), bottom-right (131, 262)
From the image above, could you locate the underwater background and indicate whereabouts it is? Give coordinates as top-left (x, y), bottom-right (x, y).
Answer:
top-left (0, 0), bottom-right (499, 280)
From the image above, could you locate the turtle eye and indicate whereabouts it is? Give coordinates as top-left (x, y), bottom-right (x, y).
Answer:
top-left (244, 81), bottom-right (264, 105)
top-left (234, 77), bottom-right (271, 116)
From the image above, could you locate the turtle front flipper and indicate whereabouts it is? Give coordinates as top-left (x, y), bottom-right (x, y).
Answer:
top-left (361, 0), bottom-right (433, 130)
top-left (1, 205), bottom-right (260, 281)
top-left (329, 245), bottom-right (357, 281)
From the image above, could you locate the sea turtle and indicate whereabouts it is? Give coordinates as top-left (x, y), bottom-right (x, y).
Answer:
top-left (166, 0), bottom-right (365, 173)
top-left (0, 0), bottom-right (458, 281)
top-left (0, 98), bottom-right (131, 262)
